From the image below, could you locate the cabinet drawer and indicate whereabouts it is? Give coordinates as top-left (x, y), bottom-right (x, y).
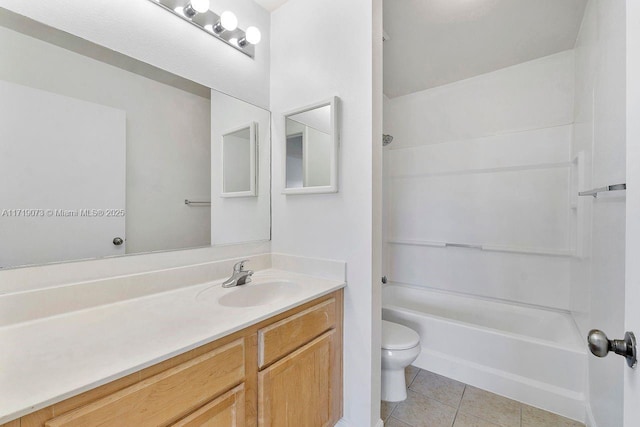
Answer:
top-left (258, 298), bottom-right (336, 368)
top-left (171, 383), bottom-right (245, 427)
top-left (45, 339), bottom-right (245, 427)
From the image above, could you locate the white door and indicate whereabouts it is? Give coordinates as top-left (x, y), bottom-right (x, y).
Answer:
top-left (625, 1), bottom-right (640, 424)
top-left (0, 80), bottom-right (126, 268)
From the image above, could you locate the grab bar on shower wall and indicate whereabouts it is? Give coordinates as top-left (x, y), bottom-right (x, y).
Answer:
top-left (445, 243), bottom-right (483, 250)
top-left (185, 199), bottom-right (211, 206)
top-left (387, 239), bottom-right (572, 257)
top-left (578, 183), bottom-right (626, 198)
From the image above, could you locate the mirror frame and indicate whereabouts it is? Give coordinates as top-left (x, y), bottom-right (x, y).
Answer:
top-left (282, 96), bottom-right (339, 195)
top-left (220, 122), bottom-right (258, 198)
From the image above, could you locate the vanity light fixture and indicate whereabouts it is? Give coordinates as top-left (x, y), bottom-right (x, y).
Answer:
top-left (216, 11), bottom-right (239, 33)
top-left (239, 26), bottom-right (261, 47)
top-left (148, 0), bottom-right (260, 58)
top-left (182, 0), bottom-right (210, 18)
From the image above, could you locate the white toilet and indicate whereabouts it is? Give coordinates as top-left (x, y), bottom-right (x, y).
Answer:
top-left (381, 320), bottom-right (421, 402)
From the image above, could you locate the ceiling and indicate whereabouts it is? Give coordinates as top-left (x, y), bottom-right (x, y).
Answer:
top-left (384, 0), bottom-right (587, 98)
top-left (253, 0), bottom-right (289, 12)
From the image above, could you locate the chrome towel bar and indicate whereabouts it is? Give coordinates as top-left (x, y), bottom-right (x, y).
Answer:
top-left (185, 199), bottom-right (211, 206)
top-left (579, 183), bottom-right (626, 198)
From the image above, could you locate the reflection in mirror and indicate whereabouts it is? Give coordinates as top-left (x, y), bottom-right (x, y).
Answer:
top-left (211, 91), bottom-right (271, 246)
top-left (0, 8), bottom-right (270, 270)
top-left (283, 98), bottom-right (339, 194)
top-left (222, 123), bottom-right (257, 197)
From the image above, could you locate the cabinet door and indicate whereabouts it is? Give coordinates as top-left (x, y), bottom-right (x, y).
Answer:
top-left (258, 330), bottom-right (339, 427)
top-left (171, 384), bottom-right (245, 427)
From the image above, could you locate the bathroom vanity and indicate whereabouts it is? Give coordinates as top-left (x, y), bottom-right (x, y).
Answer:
top-left (0, 264), bottom-right (345, 427)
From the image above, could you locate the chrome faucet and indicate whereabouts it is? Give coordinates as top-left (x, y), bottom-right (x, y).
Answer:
top-left (222, 260), bottom-right (254, 288)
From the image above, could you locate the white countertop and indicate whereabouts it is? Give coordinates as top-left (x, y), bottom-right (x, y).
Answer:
top-left (0, 268), bottom-right (345, 423)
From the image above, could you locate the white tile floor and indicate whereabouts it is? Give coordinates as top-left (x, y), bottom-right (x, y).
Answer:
top-left (381, 366), bottom-right (585, 427)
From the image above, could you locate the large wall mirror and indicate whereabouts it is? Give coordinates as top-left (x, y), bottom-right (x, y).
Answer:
top-left (283, 97), bottom-right (339, 195)
top-left (0, 8), bottom-right (271, 270)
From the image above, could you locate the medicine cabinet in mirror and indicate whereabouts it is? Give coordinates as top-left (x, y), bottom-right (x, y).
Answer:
top-left (0, 7), bottom-right (271, 270)
top-left (221, 123), bottom-right (257, 197)
top-left (283, 97), bottom-right (339, 195)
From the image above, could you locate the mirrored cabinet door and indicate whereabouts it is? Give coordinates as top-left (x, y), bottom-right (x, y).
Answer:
top-left (283, 97), bottom-right (339, 195)
top-left (222, 122), bottom-right (257, 197)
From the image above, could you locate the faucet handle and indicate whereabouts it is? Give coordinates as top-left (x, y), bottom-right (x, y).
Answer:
top-left (233, 259), bottom-right (249, 272)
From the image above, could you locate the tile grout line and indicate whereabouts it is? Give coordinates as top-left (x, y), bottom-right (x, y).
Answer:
top-left (407, 371), bottom-right (466, 411)
top-left (451, 384), bottom-right (468, 427)
top-left (520, 402), bottom-right (522, 427)
top-left (387, 402), bottom-right (397, 424)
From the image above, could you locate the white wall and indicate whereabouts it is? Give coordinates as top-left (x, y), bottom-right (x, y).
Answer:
top-left (270, 0), bottom-right (381, 425)
top-left (384, 51), bottom-right (576, 310)
top-left (571, 1), bottom-right (627, 425)
top-left (211, 90), bottom-right (271, 245)
top-left (0, 0), bottom-right (270, 108)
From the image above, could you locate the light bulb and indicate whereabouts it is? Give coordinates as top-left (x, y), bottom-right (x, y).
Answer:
top-left (245, 26), bottom-right (261, 45)
top-left (220, 11), bottom-right (238, 31)
top-left (190, 0), bottom-right (210, 13)
top-left (204, 24), bottom-right (214, 32)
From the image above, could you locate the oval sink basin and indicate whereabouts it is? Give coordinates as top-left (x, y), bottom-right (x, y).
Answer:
top-left (217, 281), bottom-right (298, 308)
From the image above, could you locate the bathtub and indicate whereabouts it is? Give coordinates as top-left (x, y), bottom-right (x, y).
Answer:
top-left (382, 283), bottom-right (586, 422)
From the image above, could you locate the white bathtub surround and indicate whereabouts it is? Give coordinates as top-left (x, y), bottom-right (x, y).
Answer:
top-left (383, 51), bottom-right (576, 312)
top-left (382, 284), bottom-right (586, 422)
top-left (0, 256), bottom-right (346, 424)
top-left (383, 50), bottom-right (575, 150)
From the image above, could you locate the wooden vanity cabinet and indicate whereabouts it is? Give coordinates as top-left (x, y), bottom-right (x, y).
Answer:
top-left (257, 297), bottom-right (342, 427)
top-left (4, 290), bottom-right (342, 427)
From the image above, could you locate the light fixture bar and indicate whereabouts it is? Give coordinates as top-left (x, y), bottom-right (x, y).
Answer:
top-left (147, 0), bottom-right (256, 58)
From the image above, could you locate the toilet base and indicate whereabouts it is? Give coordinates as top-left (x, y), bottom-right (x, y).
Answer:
top-left (381, 368), bottom-right (408, 402)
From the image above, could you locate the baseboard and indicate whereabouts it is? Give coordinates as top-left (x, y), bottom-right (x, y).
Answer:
top-left (334, 418), bottom-right (383, 427)
top-left (414, 348), bottom-right (586, 423)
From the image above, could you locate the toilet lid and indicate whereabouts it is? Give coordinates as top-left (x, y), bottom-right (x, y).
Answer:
top-left (382, 320), bottom-right (420, 350)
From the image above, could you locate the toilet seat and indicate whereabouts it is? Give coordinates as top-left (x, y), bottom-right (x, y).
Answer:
top-left (382, 320), bottom-right (420, 350)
